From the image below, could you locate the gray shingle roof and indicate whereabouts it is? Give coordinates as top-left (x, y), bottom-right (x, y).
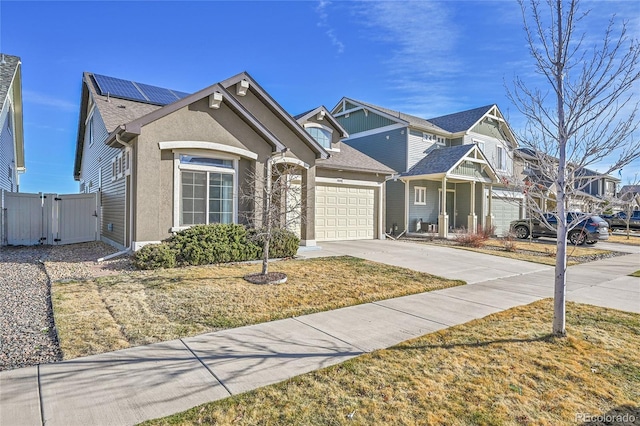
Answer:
top-left (427, 105), bottom-right (494, 133)
top-left (318, 143), bottom-right (396, 174)
top-left (0, 54), bottom-right (20, 108)
top-left (402, 145), bottom-right (474, 177)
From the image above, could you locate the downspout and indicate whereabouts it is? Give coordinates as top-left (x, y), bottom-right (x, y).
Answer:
top-left (98, 132), bottom-right (133, 262)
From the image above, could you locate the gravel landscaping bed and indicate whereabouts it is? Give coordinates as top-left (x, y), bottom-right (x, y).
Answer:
top-left (0, 245), bottom-right (61, 371)
top-left (0, 242), bottom-right (134, 371)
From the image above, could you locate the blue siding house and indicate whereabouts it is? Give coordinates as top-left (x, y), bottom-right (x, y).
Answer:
top-left (0, 54), bottom-right (25, 193)
top-left (331, 99), bottom-right (523, 236)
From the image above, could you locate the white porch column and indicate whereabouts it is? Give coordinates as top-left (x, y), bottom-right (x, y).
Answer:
top-left (404, 180), bottom-right (409, 233)
top-left (467, 181), bottom-right (477, 232)
top-left (485, 183), bottom-right (494, 232)
top-left (439, 176), bottom-right (448, 238)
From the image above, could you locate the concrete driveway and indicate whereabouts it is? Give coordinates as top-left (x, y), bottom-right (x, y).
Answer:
top-left (300, 239), bottom-right (640, 313)
top-left (299, 239), bottom-right (551, 284)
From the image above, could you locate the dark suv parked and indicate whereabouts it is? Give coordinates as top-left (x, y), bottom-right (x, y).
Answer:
top-left (602, 211), bottom-right (640, 231)
top-left (510, 213), bottom-right (609, 245)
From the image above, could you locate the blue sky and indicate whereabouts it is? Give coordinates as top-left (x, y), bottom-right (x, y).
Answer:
top-left (1, 0), bottom-right (638, 194)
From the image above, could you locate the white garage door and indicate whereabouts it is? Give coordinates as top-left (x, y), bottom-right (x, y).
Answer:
top-left (316, 185), bottom-right (375, 241)
top-left (491, 196), bottom-right (521, 236)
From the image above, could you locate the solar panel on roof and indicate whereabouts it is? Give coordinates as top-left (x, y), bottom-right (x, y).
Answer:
top-left (92, 74), bottom-right (148, 103)
top-left (92, 73), bottom-right (191, 106)
top-left (136, 82), bottom-right (181, 105)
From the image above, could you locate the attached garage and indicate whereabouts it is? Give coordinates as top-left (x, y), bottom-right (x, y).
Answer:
top-left (490, 191), bottom-right (523, 236)
top-left (315, 184), bottom-right (376, 241)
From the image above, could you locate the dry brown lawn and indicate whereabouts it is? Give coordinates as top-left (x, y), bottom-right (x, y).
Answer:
top-left (455, 239), bottom-right (614, 266)
top-left (607, 234), bottom-right (640, 246)
top-left (142, 299), bottom-right (640, 426)
top-left (52, 256), bottom-right (463, 359)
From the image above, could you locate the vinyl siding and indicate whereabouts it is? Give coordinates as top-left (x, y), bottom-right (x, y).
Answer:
top-left (456, 183), bottom-right (471, 227)
top-left (344, 128), bottom-right (407, 172)
top-left (79, 106), bottom-right (125, 246)
top-left (336, 109), bottom-right (398, 135)
top-left (385, 179), bottom-right (405, 233)
top-left (407, 130), bottom-right (435, 170)
top-left (407, 180), bottom-right (440, 230)
top-left (466, 119), bottom-right (514, 174)
top-left (0, 112), bottom-right (15, 192)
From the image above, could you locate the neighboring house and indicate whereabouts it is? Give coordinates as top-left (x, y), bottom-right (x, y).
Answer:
top-left (74, 72), bottom-right (393, 251)
top-left (514, 147), bottom-right (620, 212)
top-left (0, 54), bottom-right (25, 192)
top-left (331, 99), bottom-right (522, 236)
top-left (618, 185), bottom-right (640, 207)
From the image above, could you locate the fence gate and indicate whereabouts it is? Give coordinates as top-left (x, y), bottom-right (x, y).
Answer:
top-left (1, 191), bottom-right (99, 246)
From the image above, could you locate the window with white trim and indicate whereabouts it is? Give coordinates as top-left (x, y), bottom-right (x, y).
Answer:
top-left (414, 186), bottom-right (426, 205)
top-left (7, 107), bottom-right (13, 136)
top-left (303, 123), bottom-right (333, 149)
top-left (88, 117), bottom-right (94, 147)
top-left (179, 155), bottom-right (235, 226)
top-left (496, 145), bottom-right (507, 171)
top-left (423, 133), bottom-right (446, 145)
top-left (474, 139), bottom-right (485, 152)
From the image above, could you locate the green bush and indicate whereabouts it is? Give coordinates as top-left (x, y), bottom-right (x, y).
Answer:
top-left (267, 228), bottom-right (300, 258)
top-left (171, 224), bottom-right (261, 266)
top-left (247, 228), bottom-right (300, 259)
top-left (132, 224), bottom-right (299, 270)
top-left (133, 243), bottom-right (177, 270)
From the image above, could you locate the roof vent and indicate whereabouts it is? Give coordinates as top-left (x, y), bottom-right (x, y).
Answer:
top-left (0, 54), bottom-right (6, 65)
top-left (117, 105), bottom-right (126, 109)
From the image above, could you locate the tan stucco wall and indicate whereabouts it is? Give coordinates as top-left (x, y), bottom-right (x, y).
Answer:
top-left (132, 99), bottom-right (293, 243)
top-left (230, 89), bottom-right (319, 165)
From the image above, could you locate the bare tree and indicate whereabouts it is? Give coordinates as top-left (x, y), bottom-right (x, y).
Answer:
top-left (240, 156), bottom-right (303, 279)
top-left (508, 0), bottom-right (640, 335)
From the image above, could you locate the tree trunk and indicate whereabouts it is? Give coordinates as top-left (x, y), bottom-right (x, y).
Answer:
top-left (262, 158), bottom-right (272, 276)
top-left (552, 0), bottom-right (567, 337)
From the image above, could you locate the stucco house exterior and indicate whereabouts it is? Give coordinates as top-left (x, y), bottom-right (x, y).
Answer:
top-left (0, 54), bottom-right (25, 193)
top-left (74, 72), bottom-right (393, 251)
top-left (331, 99), bottom-right (522, 236)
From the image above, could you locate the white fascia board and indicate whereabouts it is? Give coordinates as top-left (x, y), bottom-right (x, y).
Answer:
top-left (344, 123), bottom-right (407, 141)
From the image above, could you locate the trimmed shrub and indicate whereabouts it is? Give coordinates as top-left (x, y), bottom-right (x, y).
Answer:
top-left (133, 243), bottom-right (177, 270)
top-left (132, 224), bottom-right (299, 270)
top-left (247, 227), bottom-right (300, 259)
top-left (266, 228), bottom-right (300, 258)
top-left (170, 224), bottom-right (261, 266)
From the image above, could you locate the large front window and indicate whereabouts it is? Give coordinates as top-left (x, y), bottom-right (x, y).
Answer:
top-left (180, 155), bottom-right (235, 226)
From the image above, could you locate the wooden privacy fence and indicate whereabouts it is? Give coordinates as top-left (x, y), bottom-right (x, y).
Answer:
top-left (1, 191), bottom-right (99, 246)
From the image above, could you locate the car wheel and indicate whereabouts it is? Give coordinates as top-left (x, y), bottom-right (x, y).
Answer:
top-left (569, 231), bottom-right (586, 245)
top-left (514, 225), bottom-right (529, 239)
top-left (586, 240), bottom-right (597, 245)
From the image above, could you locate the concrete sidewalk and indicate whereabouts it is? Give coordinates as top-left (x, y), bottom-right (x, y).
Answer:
top-left (1, 240), bottom-right (638, 426)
